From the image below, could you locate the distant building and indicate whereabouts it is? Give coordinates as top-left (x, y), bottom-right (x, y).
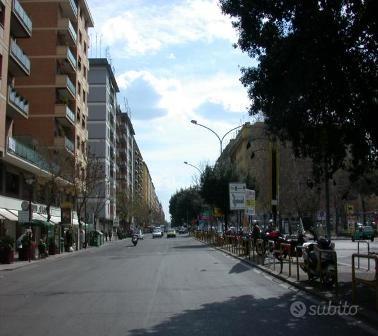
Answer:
top-left (116, 106), bottom-right (134, 230)
top-left (87, 58), bottom-right (118, 233)
top-left (220, 122), bottom-right (378, 233)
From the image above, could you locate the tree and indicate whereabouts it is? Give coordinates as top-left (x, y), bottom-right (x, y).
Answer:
top-left (220, 0), bottom-right (377, 236)
top-left (169, 187), bottom-right (204, 227)
top-left (70, 149), bottom-right (106, 236)
top-left (36, 146), bottom-right (73, 222)
top-left (199, 162), bottom-right (241, 230)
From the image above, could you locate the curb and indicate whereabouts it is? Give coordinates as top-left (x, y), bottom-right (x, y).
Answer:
top-left (196, 238), bottom-right (378, 327)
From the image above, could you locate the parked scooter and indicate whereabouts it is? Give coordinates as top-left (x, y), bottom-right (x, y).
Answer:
top-left (300, 237), bottom-right (337, 286)
top-left (132, 235), bottom-right (138, 246)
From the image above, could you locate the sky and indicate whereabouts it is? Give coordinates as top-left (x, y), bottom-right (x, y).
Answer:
top-left (87, 0), bottom-right (254, 220)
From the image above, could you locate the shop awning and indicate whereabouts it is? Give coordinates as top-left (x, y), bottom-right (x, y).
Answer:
top-left (40, 214), bottom-right (60, 224)
top-left (7, 209), bottom-right (54, 227)
top-left (0, 208), bottom-right (18, 221)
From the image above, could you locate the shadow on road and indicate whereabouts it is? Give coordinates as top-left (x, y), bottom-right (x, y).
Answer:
top-left (228, 261), bottom-right (250, 274)
top-left (129, 293), bottom-right (366, 336)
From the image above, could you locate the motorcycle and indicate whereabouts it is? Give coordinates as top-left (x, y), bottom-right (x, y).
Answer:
top-left (131, 235), bottom-right (138, 246)
top-left (300, 238), bottom-right (337, 286)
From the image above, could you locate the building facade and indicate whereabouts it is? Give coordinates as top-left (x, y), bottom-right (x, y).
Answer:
top-left (220, 122), bottom-right (378, 234)
top-left (0, 0), bottom-right (95, 250)
top-left (87, 57), bottom-right (118, 233)
top-left (116, 107), bottom-right (134, 230)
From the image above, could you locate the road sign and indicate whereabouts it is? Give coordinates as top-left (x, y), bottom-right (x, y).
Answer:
top-left (245, 189), bottom-right (255, 215)
top-left (18, 210), bottom-right (31, 223)
top-left (229, 183), bottom-right (246, 210)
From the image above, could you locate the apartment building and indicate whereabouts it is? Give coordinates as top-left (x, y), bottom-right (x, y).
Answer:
top-left (116, 106), bottom-right (134, 231)
top-left (116, 107), bottom-right (134, 203)
top-left (0, 0), bottom-right (60, 242)
top-left (13, 0), bottom-right (93, 170)
top-left (87, 57), bottom-right (118, 233)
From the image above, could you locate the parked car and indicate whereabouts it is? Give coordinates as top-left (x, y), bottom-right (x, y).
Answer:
top-left (152, 229), bottom-right (163, 238)
top-left (167, 229), bottom-right (176, 238)
top-left (352, 225), bottom-right (375, 241)
top-left (178, 227), bottom-right (187, 234)
top-left (136, 230), bottom-right (144, 240)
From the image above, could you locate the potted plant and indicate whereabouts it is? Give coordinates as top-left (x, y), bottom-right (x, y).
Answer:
top-left (0, 235), bottom-right (15, 264)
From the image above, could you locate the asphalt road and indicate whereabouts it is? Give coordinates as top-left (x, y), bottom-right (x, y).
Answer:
top-left (0, 235), bottom-right (376, 336)
top-left (335, 240), bottom-right (378, 269)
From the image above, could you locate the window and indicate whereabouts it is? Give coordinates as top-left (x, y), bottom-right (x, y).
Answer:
top-left (78, 82), bottom-right (82, 97)
top-left (77, 108), bottom-right (81, 123)
top-left (81, 115), bottom-right (86, 129)
top-left (76, 136), bottom-right (80, 149)
top-left (78, 57), bottom-right (82, 71)
top-left (83, 66), bottom-right (87, 79)
top-left (82, 90), bottom-right (86, 103)
top-left (84, 42), bottom-right (87, 55)
top-left (79, 31), bottom-right (82, 44)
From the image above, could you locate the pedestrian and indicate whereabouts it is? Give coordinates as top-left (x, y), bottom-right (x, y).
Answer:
top-left (109, 231), bottom-right (112, 241)
top-left (104, 231), bottom-right (108, 241)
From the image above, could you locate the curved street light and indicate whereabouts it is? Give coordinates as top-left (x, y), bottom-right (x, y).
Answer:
top-left (190, 120), bottom-right (243, 155)
top-left (184, 161), bottom-right (202, 175)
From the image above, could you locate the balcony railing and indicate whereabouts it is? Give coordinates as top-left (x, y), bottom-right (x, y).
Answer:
top-left (68, 20), bottom-right (77, 42)
top-left (8, 86), bottom-right (29, 117)
top-left (7, 137), bottom-right (50, 171)
top-left (66, 77), bottom-right (76, 96)
top-left (69, 0), bottom-right (78, 17)
top-left (67, 47), bottom-right (77, 68)
top-left (65, 137), bottom-right (75, 153)
top-left (10, 39), bottom-right (31, 74)
top-left (66, 106), bottom-right (75, 124)
top-left (12, 0), bottom-right (32, 36)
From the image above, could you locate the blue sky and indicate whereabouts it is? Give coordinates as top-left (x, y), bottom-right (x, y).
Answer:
top-left (87, 0), bottom-right (253, 220)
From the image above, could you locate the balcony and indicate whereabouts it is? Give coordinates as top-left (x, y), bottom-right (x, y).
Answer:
top-left (57, 18), bottom-right (77, 47)
top-left (55, 104), bottom-right (76, 126)
top-left (9, 39), bottom-right (31, 76)
top-left (59, 0), bottom-right (78, 22)
top-left (56, 46), bottom-right (77, 73)
top-left (11, 0), bottom-right (32, 38)
top-left (56, 75), bottom-right (76, 100)
top-left (54, 136), bottom-right (75, 155)
top-left (7, 86), bottom-right (29, 119)
top-left (7, 137), bottom-right (50, 171)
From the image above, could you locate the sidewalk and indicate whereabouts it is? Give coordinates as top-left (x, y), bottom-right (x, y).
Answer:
top-left (195, 236), bottom-right (378, 327)
top-left (0, 238), bottom-right (122, 272)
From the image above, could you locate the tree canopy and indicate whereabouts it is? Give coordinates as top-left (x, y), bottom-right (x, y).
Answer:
top-left (169, 187), bottom-right (204, 226)
top-left (220, 0), bottom-right (377, 178)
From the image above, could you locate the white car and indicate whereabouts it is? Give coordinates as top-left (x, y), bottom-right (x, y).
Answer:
top-left (152, 229), bottom-right (163, 238)
top-left (136, 230), bottom-right (144, 240)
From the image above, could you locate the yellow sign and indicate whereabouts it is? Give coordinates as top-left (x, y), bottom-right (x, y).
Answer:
top-left (214, 208), bottom-right (224, 217)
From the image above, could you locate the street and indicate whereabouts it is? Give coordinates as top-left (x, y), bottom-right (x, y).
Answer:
top-left (0, 235), bottom-right (376, 336)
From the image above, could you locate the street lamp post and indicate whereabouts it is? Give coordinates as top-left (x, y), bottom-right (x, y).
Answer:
top-left (183, 161), bottom-right (202, 175)
top-left (190, 120), bottom-right (243, 155)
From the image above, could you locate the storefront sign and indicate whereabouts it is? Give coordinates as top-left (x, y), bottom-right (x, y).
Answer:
top-left (18, 210), bottom-right (31, 223)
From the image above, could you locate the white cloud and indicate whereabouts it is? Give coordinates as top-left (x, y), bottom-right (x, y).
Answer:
top-left (91, 0), bottom-right (237, 56)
